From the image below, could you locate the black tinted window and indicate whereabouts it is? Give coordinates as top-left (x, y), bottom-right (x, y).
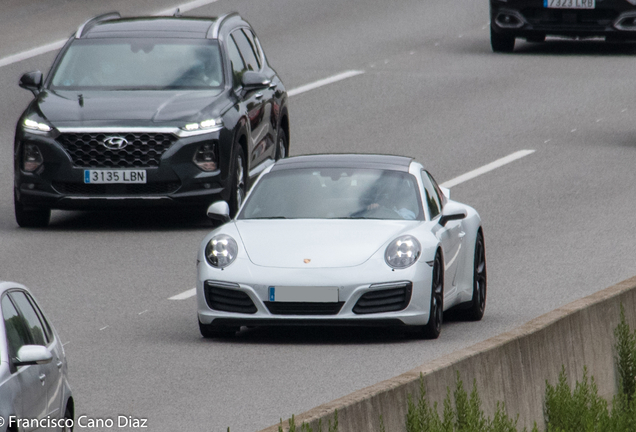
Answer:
top-left (227, 35), bottom-right (246, 88)
top-left (232, 30), bottom-right (260, 71)
top-left (10, 291), bottom-right (47, 346)
top-left (241, 29), bottom-right (262, 68)
top-left (2, 295), bottom-right (30, 359)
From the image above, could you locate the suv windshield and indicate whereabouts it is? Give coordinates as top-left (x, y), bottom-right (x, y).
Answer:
top-left (239, 168), bottom-right (423, 220)
top-left (50, 38), bottom-right (224, 90)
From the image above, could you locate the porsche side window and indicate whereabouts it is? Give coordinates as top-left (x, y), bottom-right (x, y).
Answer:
top-left (10, 291), bottom-right (48, 346)
top-left (421, 171), bottom-right (440, 219)
top-left (2, 295), bottom-right (30, 360)
top-left (227, 35), bottom-right (246, 89)
top-left (426, 171), bottom-right (445, 207)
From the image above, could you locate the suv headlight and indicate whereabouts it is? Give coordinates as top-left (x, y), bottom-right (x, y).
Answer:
top-left (385, 235), bottom-right (421, 269)
top-left (205, 234), bottom-right (238, 268)
top-left (182, 118), bottom-right (223, 132)
top-left (23, 118), bottom-right (52, 133)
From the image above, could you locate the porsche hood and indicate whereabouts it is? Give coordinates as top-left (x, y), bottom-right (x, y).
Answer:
top-left (234, 219), bottom-right (419, 268)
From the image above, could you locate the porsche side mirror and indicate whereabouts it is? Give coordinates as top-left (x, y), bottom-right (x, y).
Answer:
top-left (241, 71), bottom-right (271, 91)
top-left (14, 345), bottom-right (53, 366)
top-left (440, 186), bottom-right (450, 200)
top-left (206, 201), bottom-right (231, 223)
top-left (439, 202), bottom-right (466, 227)
top-left (20, 71), bottom-right (43, 96)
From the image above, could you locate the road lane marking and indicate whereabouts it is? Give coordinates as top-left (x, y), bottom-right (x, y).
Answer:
top-left (0, 0), bottom-right (221, 68)
top-left (99, 325), bottom-right (109, 331)
top-left (169, 288), bottom-right (196, 300)
top-left (62, 341), bottom-right (71, 346)
top-left (287, 70), bottom-right (365, 97)
top-left (440, 150), bottom-right (535, 189)
top-left (138, 310), bottom-right (148, 315)
top-left (155, 0), bottom-right (220, 16)
top-left (0, 40), bottom-right (67, 68)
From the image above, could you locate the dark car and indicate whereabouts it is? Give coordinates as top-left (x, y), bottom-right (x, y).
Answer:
top-left (14, 12), bottom-right (289, 227)
top-left (490, 0), bottom-right (636, 52)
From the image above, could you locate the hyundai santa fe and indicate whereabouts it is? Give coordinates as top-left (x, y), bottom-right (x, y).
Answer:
top-left (14, 12), bottom-right (289, 227)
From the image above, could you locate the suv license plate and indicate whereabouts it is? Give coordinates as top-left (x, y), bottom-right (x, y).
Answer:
top-left (545, 0), bottom-right (594, 9)
top-left (84, 170), bottom-right (147, 184)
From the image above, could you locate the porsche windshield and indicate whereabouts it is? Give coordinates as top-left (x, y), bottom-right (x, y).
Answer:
top-left (239, 168), bottom-right (423, 220)
top-left (50, 39), bottom-right (223, 90)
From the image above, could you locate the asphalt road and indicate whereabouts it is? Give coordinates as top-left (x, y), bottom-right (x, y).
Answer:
top-left (2, 0), bottom-right (636, 431)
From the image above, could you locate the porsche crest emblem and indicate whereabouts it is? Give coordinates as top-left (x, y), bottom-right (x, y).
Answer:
top-left (303, 259), bottom-right (311, 264)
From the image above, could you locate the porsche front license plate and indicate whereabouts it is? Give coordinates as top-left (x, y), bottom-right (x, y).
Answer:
top-left (268, 286), bottom-right (339, 303)
top-left (545, 0), bottom-right (594, 9)
top-left (84, 170), bottom-right (147, 184)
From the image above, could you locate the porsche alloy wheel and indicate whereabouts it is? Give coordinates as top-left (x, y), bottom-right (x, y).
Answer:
top-left (422, 251), bottom-right (443, 339)
top-left (465, 230), bottom-right (487, 321)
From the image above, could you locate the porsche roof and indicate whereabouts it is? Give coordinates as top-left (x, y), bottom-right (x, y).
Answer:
top-left (271, 154), bottom-right (413, 172)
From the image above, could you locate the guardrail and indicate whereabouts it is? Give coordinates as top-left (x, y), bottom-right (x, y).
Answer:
top-left (260, 275), bottom-right (636, 432)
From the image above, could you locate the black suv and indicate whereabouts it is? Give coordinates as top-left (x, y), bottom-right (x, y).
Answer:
top-left (490, 0), bottom-right (636, 52)
top-left (14, 12), bottom-right (289, 227)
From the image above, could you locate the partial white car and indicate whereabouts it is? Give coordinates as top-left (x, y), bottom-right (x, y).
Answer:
top-left (197, 154), bottom-right (486, 339)
top-left (0, 282), bottom-right (73, 432)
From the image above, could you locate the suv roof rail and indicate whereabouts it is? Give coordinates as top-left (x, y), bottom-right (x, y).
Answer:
top-left (76, 12), bottom-right (122, 38)
top-left (208, 12), bottom-right (240, 39)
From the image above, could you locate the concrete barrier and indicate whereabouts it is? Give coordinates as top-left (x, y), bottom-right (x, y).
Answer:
top-left (260, 275), bottom-right (636, 432)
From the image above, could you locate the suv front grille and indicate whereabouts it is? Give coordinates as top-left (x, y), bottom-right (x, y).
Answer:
top-left (205, 282), bottom-right (257, 314)
top-left (521, 8), bottom-right (618, 29)
top-left (264, 302), bottom-right (345, 315)
top-left (52, 181), bottom-right (181, 195)
top-left (353, 282), bottom-right (412, 314)
top-left (57, 133), bottom-right (177, 168)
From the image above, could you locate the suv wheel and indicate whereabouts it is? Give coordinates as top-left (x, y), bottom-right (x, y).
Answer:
top-left (275, 129), bottom-right (287, 160)
top-left (229, 147), bottom-right (246, 217)
top-left (14, 190), bottom-right (50, 228)
top-left (491, 27), bottom-right (515, 53)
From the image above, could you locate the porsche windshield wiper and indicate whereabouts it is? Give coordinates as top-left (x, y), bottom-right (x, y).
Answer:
top-left (248, 216), bottom-right (288, 219)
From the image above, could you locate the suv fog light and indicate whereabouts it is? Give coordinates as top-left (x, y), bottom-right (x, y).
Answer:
top-left (194, 142), bottom-right (218, 171)
top-left (23, 144), bottom-right (43, 172)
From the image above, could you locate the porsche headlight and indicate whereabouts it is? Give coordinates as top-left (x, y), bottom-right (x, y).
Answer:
top-left (385, 235), bottom-right (421, 269)
top-left (205, 234), bottom-right (238, 268)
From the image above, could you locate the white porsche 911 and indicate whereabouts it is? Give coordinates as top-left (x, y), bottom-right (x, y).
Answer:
top-left (196, 154), bottom-right (486, 339)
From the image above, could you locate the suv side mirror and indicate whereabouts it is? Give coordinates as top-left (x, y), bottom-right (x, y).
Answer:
top-left (241, 71), bottom-right (271, 91)
top-left (206, 201), bottom-right (231, 223)
top-left (20, 71), bottom-right (43, 96)
top-left (14, 345), bottom-right (53, 366)
top-left (439, 201), bottom-right (467, 227)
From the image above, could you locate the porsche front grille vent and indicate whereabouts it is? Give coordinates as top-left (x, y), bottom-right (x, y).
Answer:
top-left (264, 302), bottom-right (345, 315)
top-left (205, 282), bottom-right (257, 314)
top-left (353, 282), bottom-right (412, 314)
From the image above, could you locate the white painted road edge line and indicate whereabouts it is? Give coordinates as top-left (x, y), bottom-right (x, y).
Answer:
top-left (440, 150), bottom-right (536, 189)
top-left (287, 70), bottom-right (365, 97)
top-left (169, 288), bottom-right (196, 300)
top-left (169, 149), bottom-right (536, 301)
top-left (0, 0), bottom-right (221, 69)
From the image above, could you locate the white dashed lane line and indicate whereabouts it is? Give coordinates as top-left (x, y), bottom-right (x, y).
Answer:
top-left (287, 70), bottom-right (365, 97)
top-left (0, 0), bottom-right (222, 68)
top-left (439, 150), bottom-right (536, 189)
top-left (169, 288), bottom-right (196, 300)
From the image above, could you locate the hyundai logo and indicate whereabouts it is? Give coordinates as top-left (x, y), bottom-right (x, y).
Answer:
top-left (102, 136), bottom-right (129, 150)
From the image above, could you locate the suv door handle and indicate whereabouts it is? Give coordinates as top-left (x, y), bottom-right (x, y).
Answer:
top-left (254, 92), bottom-right (263, 99)
top-left (57, 361), bottom-right (63, 369)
